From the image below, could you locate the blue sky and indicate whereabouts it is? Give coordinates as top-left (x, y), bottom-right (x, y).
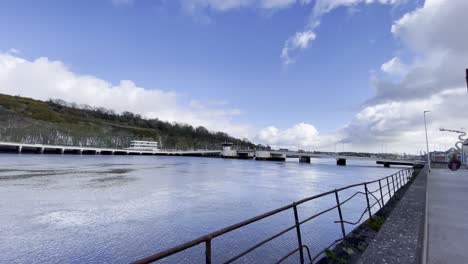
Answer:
top-left (1, 0), bottom-right (467, 153)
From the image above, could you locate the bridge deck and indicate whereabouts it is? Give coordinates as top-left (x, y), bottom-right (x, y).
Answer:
top-left (0, 141), bottom-right (221, 155)
top-left (0, 141), bottom-right (421, 165)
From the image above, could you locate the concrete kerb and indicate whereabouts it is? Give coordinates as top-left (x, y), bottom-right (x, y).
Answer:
top-left (422, 166), bottom-right (429, 264)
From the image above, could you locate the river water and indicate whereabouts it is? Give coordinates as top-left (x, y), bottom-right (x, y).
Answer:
top-left (0, 155), bottom-right (401, 263)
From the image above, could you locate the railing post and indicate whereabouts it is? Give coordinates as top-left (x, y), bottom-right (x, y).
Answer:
top-left (386, 177), bottom-right (391, 199)
top-left (391, 175), bottom-right (396, 194)
top-left (293, 203), bottom-right (305, 264)
top-left (334, 190), bottom-right (346, 239)
top-left (396, 172), bottom-right (400, 190)
top-left (378, 179), bottom-right (384, 207)
top-left (205, 239), bottom-right (212, 264)
top-left (364, 183), bottom-right (372, 220)
top-left (400, 171), bottom-right (403, 189)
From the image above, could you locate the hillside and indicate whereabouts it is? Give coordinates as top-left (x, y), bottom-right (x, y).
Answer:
top-left (0, 94), bottom-right (257, 150)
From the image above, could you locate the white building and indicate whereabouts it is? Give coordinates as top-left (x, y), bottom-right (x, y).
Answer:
top-left (126, 140), bottom-right (159, 151)
top-left (221, 142), bottom-right (237, 158)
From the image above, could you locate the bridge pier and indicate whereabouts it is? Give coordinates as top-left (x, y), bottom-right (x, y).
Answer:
top-left (237, 152), bottom-right (255, 159)
top-left (255, 151), bottom-right (271, 161)
top-left (376, 161), bottom-right (414, 167)
top-left (221, 150), bottom-right (238, 158)
top-left (17, 146), bottom-right (22, 153)
top-left (299, 156), bottom-right (311, 163)
top-left (255, 151), bottom-right (286, 161)
top-left (337, 158), bottom-right (347, 166)
top-left (60, 148), bottom-right (65, 154)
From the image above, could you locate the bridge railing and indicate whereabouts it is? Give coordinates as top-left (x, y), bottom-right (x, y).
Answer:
top-left (132, 168), bottom-right (416, 264)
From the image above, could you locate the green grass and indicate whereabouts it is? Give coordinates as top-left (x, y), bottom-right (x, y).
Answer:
top-left (366, 215), bottom-right (385, 231)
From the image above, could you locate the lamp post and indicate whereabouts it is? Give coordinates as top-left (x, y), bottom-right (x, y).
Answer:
top-left (465, 68), bottom-right (468, 93)
top-left (424, 111), bottom-right (431, 172)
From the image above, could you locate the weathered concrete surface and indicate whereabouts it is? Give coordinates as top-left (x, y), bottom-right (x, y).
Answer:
top-left (358, 169), bottom-right (427, 264)
top-left (427, 169), bottom-right (468, 264)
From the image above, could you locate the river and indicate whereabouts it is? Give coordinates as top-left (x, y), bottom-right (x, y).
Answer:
top-left (0, 154), bottom-right (402, 263)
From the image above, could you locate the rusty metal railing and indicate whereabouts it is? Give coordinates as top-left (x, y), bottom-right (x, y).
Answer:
top-left (132, 168), bottom-right (415, 264)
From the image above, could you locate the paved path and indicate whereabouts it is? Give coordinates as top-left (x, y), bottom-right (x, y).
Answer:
top-left (427, 169), bottom-right (468, 264)
top-left (359, 169), bottom-right (427, 264)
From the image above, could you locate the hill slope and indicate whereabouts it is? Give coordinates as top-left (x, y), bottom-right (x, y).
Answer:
top-left (0, 94), bottom-right (257, 150)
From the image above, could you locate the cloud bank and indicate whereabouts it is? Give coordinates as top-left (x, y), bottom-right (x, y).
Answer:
top-left (339, 0), bottom-right (468, 153)
top-left (258, 0), bottom-right (468, 153)
top-left (0, 51), bottom-right (252, 139)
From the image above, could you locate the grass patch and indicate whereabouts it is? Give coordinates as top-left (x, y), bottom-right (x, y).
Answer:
top-left (325, 249), bottom-right (346, 264)
top-left (365, 215), bottom-right (385, 231)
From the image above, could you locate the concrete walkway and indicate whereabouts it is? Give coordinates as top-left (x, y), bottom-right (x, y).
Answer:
top-left (427, 169), bottom-right (468, 264)
top-left (358, 169), bottom-right (427, 264)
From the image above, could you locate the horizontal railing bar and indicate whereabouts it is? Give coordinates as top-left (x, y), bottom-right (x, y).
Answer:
top-left (275, 245), bottom-right (313, 264)
top-left (310, 238), bottom-right (343, 262)
top-left (367, 191), bottom-right (382, 207)
top-left (366, 169), bottom-right (411, 184)
top-left (369, 199), bottom-right (381, 210)
top-left (275, 248), bottom-right (301, 264)
top-left (299, 204), bottom-right (339, 226)
top-left (336, 191), bottom-right (364, 207)
top-left (224, 225), bottom-right (296, 263)
top-left (340, 206), bottom-right (370, 226)
top-left (367, 187), bottom-right (381, 194)
top-left (333, 182), bottom-right (366, 193)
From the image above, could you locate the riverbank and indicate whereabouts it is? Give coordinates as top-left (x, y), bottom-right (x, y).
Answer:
top-left (317, 166), bottom-right (427, 264)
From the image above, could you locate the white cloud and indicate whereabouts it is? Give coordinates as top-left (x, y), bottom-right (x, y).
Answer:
top-left (281, 30), bottom-right (316, 64)
top-left (380, 57), bottom-right (408, 76)
top-left (313, 0), bottom-right (405, 18)
top-left (0, 52), bottom-right (253, 139)
top-left (340, 0), bottom-right (468, 153)
top-left (255, 123), bottom-right (321, 149)
top-left (281, 0), bottom-right (405, 64)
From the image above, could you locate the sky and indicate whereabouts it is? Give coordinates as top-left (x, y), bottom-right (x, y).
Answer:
top-left (0, 0), bottom-right (467, 154)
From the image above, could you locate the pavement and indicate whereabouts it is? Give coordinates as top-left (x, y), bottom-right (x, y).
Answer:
top-left (427, 169), bottom-right (468, 264)
top-left (358, 168), bottom-right (427, 264)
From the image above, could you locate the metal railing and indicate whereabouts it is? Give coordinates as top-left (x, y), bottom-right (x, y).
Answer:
top-left (133, 168), bottom-right (415, 264)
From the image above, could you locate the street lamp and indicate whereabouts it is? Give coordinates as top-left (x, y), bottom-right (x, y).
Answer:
top-left (424, 111), bottom-right (431, 172)
top-left (465, 68), bottom-right (468, 93)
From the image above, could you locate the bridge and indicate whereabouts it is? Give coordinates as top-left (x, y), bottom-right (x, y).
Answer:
top-left (0, 141), bottom-right (220, 156)
top-left (223, 149), bottom-right (422, 167)
top-left (0, 141), bottom-right (422, 167)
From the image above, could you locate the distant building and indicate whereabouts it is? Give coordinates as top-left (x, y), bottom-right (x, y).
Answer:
top-left (431, 151), bottom-right (448, 163)
top-left (221, 142), bottom-right (237, 158)
top-left (222, 142), bottom-right (234, 151)
top-left (126, 140), bottom-right (159, 151)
